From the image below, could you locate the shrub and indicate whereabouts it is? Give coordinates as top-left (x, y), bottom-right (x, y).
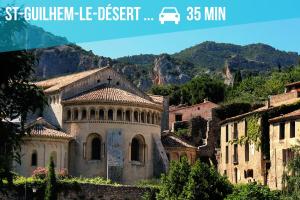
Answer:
top-left (156, 157), bottom-right (190, 200)
top-left (57, 168), bottom-right (69, 180)
top-left (182, 161), bottom-right (233, 200)
top-left (225, 182), bottom-right (280, 200)
top-left (32, 167), bottom-right (48, 179)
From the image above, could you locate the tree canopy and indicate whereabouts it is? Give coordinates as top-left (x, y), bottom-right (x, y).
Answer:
top-left (0, 8), bottom-right (45, 189)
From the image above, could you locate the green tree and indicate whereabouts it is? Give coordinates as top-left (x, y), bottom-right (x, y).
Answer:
top-left (182, 161), bottom-right (233, 200)
top-left (233, 70), bottom-right (242, 86)
top-left (281, 146), bottom-right (300, 199)
top-left (225, 182), bottom-right (279, 200)
top-left (157, 157), bottom-right (190, 200)
top-left (0, 8), bottom-right (45, 189)
top-left (45, 157), bottom-right (57, 200)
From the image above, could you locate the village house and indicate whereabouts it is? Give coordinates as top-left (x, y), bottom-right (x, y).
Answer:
top-left (13, 67), bottom-right (169, 184)
top-left (218, 81), bottom-right (300, 186)
top-left (269, 109), bottom-right (300, 190)
top-left (161, 131), bottom-right (197, 165)
top-left (168, 100), bottom-right (220, 162)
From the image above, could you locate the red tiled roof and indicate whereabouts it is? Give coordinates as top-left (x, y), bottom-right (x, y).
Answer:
top-left (269, 109), bottom-right (300, 123)
top-left (29, 125), bottom-right (73, 139)
top-left (35, 68), bottom-right (106, 93)
top-left (63, 86), bottom-right (162, 108)
top-left (161, 133), bottom-right (196, 148)
top-left (169, 100), bottom-right (218, 112)
top-left (26, 117), bottom-right (72, 139)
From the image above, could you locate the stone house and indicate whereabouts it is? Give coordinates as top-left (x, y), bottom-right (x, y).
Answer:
top-left (168, 100), bottom-right (220, 161)
top-left (14, 67), bottom-right (169, 184)
top-left (269, 109), bottom-right (300, 190)
top-left (218, 81), bottom-right (300, 186)
top-left (161, 131), bottom-right (197, 165)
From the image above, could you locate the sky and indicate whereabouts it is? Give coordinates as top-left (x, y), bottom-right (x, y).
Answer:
top-left (79, 18), bottom-right (300, 59)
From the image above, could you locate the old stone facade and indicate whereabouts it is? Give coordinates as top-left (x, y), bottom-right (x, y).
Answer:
top-left (218, 81), bottom-right (300, 187)
top-left (219, 118), bottom-right (266, 184)
top-left (269, 109), bottom-right (300, 190)
top-left (14, 118), bottom-right (72, 177)
top-left (14, 67), bottom-right (168, 184)
top-left (161, 132), bottom-right (197, 165)
top-left (168, 100), bottom-right (218, 131)
top-left (168, 100), bottom-right (220, 162)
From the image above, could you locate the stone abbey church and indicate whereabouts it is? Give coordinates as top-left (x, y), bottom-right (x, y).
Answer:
top-left (14, 67), bottom-right (169, 184)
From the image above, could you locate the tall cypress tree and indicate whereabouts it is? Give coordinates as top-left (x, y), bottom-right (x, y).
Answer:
top-left (45, 157), bottom-right (57, 200)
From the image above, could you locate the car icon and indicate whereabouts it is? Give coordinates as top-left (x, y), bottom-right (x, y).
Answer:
top-left (159, 7), bottom-right (180, 24)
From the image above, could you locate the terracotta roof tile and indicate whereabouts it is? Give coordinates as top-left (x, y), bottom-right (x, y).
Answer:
top-left (26, 117), bottom-right (72, 139)
top-left (162, 133), bottom-right (196, 148)
top-left (269, 109), bottom-right (300, 123)
top-left (63, 85), bottom-right (161, 107)
top-left (35, 68), bottom-right (105, 93)
top-left (29, 125), bottom-right (73, 139)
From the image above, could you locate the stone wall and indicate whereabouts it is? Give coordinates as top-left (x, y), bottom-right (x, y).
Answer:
top-left (169, 101), bottom-right (218, 130)
top-left (0, 184), bottom-right (156, 200)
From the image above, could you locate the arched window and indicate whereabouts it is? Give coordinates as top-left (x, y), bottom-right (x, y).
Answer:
top-left (134, 111), bottom-right (139, 122)
top-left (73, 109), bottom-right (79, 120)
top-left (147, 112), bottom-right (151, 123)
top-left (125, 110), bottom-right (131, 121)
top-left (81, 109), bottom-right (87, 120)
top-left (99, 109), bottom-right (104, 120)
top-left (117, 109), bottom-right (122, 121)
top-left (66, 110), bottom-right (71, 121)
top-left (108, 109), bottom-right (114, 120)
top-left (152, 113), bottom-right (155, 124)
top-left (91, 138), bottom-right (101, 160)
top-left (141, 112), bottom-right (145, 123)
top-left (31, 150), bottom-right (37, 166)
top-left (90, 109), bottom-right (96, 120)
top-left (131, 135), bottom-right (145, 162)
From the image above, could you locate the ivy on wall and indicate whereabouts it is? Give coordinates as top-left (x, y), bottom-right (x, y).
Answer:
top-left (231, 100), bottom-right (300, 160)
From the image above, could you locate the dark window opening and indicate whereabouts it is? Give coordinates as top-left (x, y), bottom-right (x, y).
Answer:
top-left (234, 168), bottom-right (238, 183)
top-left (91, 138), bottom-right (101, 160)
top-left (90, 109), bottom-right (96, 120)
top-left (225, 125), bottom-right (229, 142)
top-left (108, 109), bottom-right (113, 120)
top-left (175, 114), bottom-right (182, 122)
top-left (141, 112), bottom-right (145, 123)
top-left (225, 146), bottom-right (229, 164)
top-left (290, 121), bottom-right (295, 138)
top-left (280, 123), bottom-right (285, 140)
top-left (245, 142), bottom-right (249, 162)
top-left (99, 109), bottom-right (104, 120)
top-left (117, 110), bottom-right (122, 121)
top-left (245, 120), bottom-right (248, 136)
top-left (31, 152), bottom-right (37, 166)
top-left (147, 113), bottom-right (150, 123)
top-left (126, 110), bottom-right (131, 121)
top-left (81, 109), bottom-right (87, 120)
top-left (73, 110), bottom-right (79, 120)
top-left (66, 110), bottom-right (71, 120)
top-left (234, 123), bottom-right (238, 139)
top-left (233, 144), bottom-right (238, 164)
top-left (131, 138), bottom-right (140, 161)
top-left (134, 111), bottom-right (139, 122)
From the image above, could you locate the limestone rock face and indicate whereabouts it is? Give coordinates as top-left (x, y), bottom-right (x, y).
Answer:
top-left (34, 45), bottom-right (112, 79)
top-left (153, 54), bottom-right (191, 85)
